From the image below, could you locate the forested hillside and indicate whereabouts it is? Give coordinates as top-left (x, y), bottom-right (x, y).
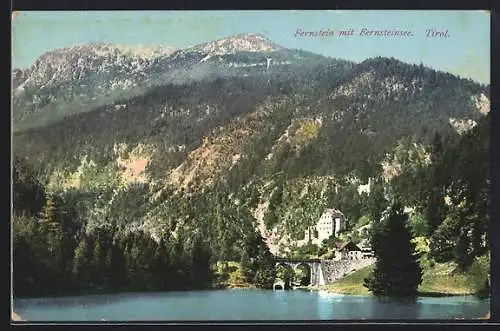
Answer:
top-left (12, 34), bottom-right (490, 297)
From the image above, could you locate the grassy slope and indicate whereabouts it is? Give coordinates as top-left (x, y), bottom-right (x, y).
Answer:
top-left (418, 262), bottom-right (475, 296)
top-left (212, 261), bottom-right (255, 289)
top-left (325, 261), bottom-right (482, 296)
top-left (324, 265), bottom-right (373, 295)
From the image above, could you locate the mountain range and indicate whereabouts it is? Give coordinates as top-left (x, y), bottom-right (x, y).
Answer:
top-left (12, 33), bottom-right (490, 254)
top-left (12, 33), bottom-right (334, 131)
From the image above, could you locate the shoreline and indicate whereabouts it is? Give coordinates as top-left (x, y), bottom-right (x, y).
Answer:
top-left (296, 285), bottom-right (484, 299)
top-left (14, 286), bottom-right (484, 299)
top-left (13, 284), bottom-right (487, 299)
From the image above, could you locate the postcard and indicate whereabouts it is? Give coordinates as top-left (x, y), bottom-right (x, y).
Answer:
top-left (11, 10), bottom-right (491, 322)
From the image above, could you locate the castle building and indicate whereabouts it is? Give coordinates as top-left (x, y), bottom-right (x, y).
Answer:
top-left (301, 208), bottom-right (347, 246)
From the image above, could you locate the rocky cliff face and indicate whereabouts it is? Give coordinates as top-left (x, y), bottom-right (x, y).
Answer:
top-left (13, 33), bottom-right (283, 92)
top-left (187, 33), bottom-right (283, 56)
top-left (13, 43), bottom-right (178, 91)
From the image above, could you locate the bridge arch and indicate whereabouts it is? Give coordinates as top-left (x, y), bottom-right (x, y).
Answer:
top-left (275, 262), bottom-right (295, 290)
top-left (273, 280), bottom-right (285, 290)
top-left (274, 258), bottom-right (322, 287)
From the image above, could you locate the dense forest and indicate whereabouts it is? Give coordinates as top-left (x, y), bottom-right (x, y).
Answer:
top-left (13, 111), bottom-right (490, 297)
top-left (13, 156), bottom-right (278, 297)
top-left (12, 49), bottom-right (491, 298)
top-left (13, 57), bottom-right (487, 180)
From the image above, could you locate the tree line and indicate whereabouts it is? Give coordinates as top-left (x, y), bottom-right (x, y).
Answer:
top-left (365, 113), bottom-right (490, 298)
top-left (12, 156), bottom-right (278, 298)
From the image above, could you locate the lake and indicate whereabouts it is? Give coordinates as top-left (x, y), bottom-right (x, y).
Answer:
top-left (13, 289), bottom-right (490, 321)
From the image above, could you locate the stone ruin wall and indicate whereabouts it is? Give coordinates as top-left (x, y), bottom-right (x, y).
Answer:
top-left (320, 257), bottom-right (375, 284)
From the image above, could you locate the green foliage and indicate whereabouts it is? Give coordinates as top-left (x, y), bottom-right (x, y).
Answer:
top-left (294, 264), bottom-right (311, 286)
top-left (424, 186), bottom-right (447, 236)
top-left (356, 215), bottom-right (370, 228)
top-left (275, 264), bottom-right (295, 289)
top-left (14, 56), bottom-right (486, 189)
top-left (12, 56), bottom-right (491, 298)
top-left (428, 214), bottom-right (459, 263)
top-left (12, 214), bottom-right (44, 297)
top-left (295, 119), bottom-right (320, 144)
top-left (364, 201), bottom-right (423, 298)
top-left (106, 183), bottom-right (151, 226)
top-left (349, 216), bottom-right (372, 245)
top-left (13, 156), bottom-right (46, 217)
top-left (12, 175), bottom-right (215, 297)
top-left (468, 254), bottom-right (490, 299)
top-left (367, 179), bottom-right (388, 224)
top-left (349, 230), bottom-right (362, 245)
top-left (324, 182), bottom-right (366, 227)
top-left (276, 181), bottom-right (328, 239)
top-left (331, 257), bottom-right (488, 296)
top-left (212, 261), bottom-right (251, 289)
top-left (317, 235), bottom-right (341, 256)
top-left (328, 265), bottom-right (374, 295)
top-left (293, 185), bottom-right (326, 234)
top-left (288, 243), bottom-right (320, 259)
top-left (72, 237), bottom-right (91, 285)
top-left (388, 114), bottom-right (490, 273)
top-left (264, 183), bottom-right (283, 229)
top-left (239, 231), bottom-right (276, 289)
top-left (408, 212), bottom-right (428, 237)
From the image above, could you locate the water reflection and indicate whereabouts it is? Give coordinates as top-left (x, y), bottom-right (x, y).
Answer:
top-left (369, 296), bottom-right (421, 319)
top-left (13, 289), bottom-right (489, 321)
top-left (15, 290), bottom-right (216, 309)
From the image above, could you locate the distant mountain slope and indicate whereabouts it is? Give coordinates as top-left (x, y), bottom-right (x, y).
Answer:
top-left (12, 33), bottom-right (338, 132)
top-left (13, 54), bottom-right (489, 187)
top-left (11, 33), bottom-right (490, 259)
top-left (12, 43), bottom-right (177, 129)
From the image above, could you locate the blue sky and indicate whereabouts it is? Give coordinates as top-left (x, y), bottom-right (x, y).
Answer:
top-left (12, 10), bottom-right (490, 84)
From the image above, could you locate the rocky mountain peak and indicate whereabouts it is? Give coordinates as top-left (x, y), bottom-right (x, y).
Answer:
top-left (188, 32), bottom-right (283, 56)
top-left (12, 43), bottom-right (178, 90)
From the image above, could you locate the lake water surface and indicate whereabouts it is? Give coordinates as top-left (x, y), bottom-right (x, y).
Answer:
top-left (13, 289), bottom-right (489, 321)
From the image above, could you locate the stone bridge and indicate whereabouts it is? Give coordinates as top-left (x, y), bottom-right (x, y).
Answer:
top-left (275, 258), bottom-right (325, 286)
top-left (274, 257), bottom-right (375, 288)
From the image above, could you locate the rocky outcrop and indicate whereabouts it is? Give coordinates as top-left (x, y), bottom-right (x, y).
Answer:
top-left (13, 43), bottom-right (177, 91)
top-left (187, 33), bottom-right (283, 56)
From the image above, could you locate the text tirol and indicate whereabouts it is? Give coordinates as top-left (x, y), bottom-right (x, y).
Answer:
top-left (426, 29), bottom-right (450, 37)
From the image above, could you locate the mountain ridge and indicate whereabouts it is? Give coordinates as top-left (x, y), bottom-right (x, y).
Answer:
top-left (11, 33), bottom-right (322, 131)
top-left (12, 34), bottom-right (490, 200)
top-left (12, 34), bottom-right (489, 133)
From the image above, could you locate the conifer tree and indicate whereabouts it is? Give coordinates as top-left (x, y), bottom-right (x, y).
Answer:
top-left (264, 184), bottom-right (283, 228)
top-left (92, 239), bottom-right (104, 285)
top-left (240, 231), bottom-right (276, 287)
top-left (12, 156), bottom-right (46, 216)
top-left (40, 196), bottom-right (59, 231)
top-left (368, 179), bottom-right (388, 224)
top-left (364, 201), bottom-right (422, 298)
top-left (239, 246), bottom-right (253, 283)
top-left (73, 237), bottom-right (91, 285)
